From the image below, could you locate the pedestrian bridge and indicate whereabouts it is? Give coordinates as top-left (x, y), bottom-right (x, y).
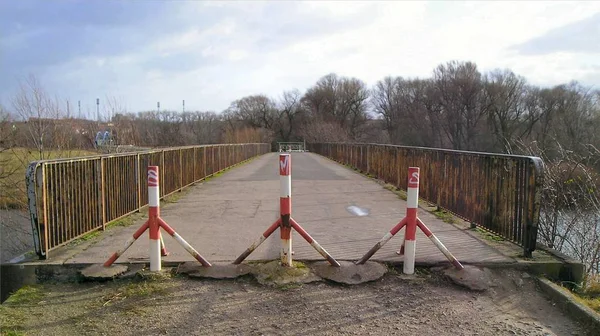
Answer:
top-left (23, 143), bottom-right (543, 267)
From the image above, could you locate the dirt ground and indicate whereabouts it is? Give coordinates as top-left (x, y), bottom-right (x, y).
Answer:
top-left (0, 267), bottom-right (591, 336)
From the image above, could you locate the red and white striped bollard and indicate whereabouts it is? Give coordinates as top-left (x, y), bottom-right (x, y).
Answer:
top-left (280, 154), bottom-right (293, 267)
top-left (148, 166), bottom-right (161, 272)
top-left (403, 167), bottom-right (419, 275)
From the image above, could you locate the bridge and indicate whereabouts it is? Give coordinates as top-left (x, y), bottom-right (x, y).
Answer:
top-left (20, 143), bottom-right (544, 268)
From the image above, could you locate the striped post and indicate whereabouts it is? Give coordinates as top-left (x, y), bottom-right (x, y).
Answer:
top-left (279, 154), bottom-right (293, 267)
top-left (233, 154), bottom-right (340, 267)
top-left (148, 166), bottom-right (161, 272)
top-left (104, 165), bottom-right (211, 269)
top-left (403, 167), bottom-right (419, 275)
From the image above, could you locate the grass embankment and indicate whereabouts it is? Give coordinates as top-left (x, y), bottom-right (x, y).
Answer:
top-left (0, 272), bottom-right (176, 336)
top-left (571, 276), bottom-right (600, 313)
top-left (0, 148), bottom-right (97, 209)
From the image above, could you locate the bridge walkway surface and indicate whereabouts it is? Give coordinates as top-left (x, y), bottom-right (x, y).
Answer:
top-left (61, 152), bottom-right (511, 265)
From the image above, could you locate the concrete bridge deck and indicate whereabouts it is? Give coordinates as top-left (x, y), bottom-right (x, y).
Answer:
top-left (61, 152), bottom-right (512, 266)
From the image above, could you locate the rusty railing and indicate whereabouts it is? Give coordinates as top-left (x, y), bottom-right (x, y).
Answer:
top-left (26, 143), bottom-right (270, 259)
top-left (308, 143), bottom-right (544, 257)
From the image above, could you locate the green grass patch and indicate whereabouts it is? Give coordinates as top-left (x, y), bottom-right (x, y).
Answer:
top-left (474, 227), bottom-right (505, 242)
top-left (3, 285), bottom-right (44, 304)
top-left (0, 285), bottom-right (45, 334)
top-left (383, 183), bottom-right (408, 201)
top-left (106, 215), bottom-right (137, 229)
top-left (432, 209), bottom-right (456, 224)
top-left (568, 275), bottom-right (600, 313)
top-left (100, 276), bottom-right (174, 307)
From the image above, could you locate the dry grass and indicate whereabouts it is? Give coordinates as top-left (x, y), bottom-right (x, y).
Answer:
top-left (0, 148), bottom-right (97, 209)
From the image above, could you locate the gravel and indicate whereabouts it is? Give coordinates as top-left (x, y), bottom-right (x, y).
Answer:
top-left (0, 268), bottom-right (589, 336)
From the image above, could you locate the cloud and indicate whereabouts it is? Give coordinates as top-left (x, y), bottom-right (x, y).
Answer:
top-left (512, 12), bottom-right (600, 55)
top-left (1, 1), bottom-right (599, 114)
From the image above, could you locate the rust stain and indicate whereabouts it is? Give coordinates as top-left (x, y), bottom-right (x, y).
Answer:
top-left (309, 143), bottom-right (544, 257)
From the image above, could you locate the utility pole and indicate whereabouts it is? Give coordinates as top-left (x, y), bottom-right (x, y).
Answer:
top-left (96, 98), bottom-right (100, 122)
top-left (182, 99), bottom-right (185, 113)
top-left (157, 101), bottom-right (160, 113)
top-left (78, 100), bottom-right (81, 119)
top-left (66, 100), bottom-right (70, 118)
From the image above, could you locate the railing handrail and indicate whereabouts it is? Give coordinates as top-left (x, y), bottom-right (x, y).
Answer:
top-left (308, 142), bottom-right (545, 257)
top-left (318, 142), bottom-right (544, 161)
top-left (27, 143), bottom-right (271, 259)
top-left (28, 143), bottom-right (269, 165)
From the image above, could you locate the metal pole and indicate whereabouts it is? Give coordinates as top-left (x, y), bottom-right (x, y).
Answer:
top-left (403, 167), bottom-right (419, 275)
top-left (148, 166), bottom-right (161, 271)
top-left (279, 154), bottom-right (292, 266)
top-left (96, 98), bottom-right (100, 122)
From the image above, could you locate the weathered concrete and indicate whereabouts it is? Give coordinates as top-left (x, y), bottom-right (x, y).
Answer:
top-left (442, 265), bottom-right (492, 292)
top-left (178, 262), bottom-right (252, 279)
top-left (312, 260), bottom-right (387, 284)
top-left (57, 152), bottom-right (510, 267)
top-left (252, 261), bottom-right (321, 286)
top-left (536, 277), bottom-right (600, 330)
top-left (80, 264), bottom-right (128, 280)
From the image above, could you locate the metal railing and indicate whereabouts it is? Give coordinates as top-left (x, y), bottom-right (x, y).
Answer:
top-left (308, 143), bottom-right (544, 257)
top-left (26, 143), bottom-right (270, 259)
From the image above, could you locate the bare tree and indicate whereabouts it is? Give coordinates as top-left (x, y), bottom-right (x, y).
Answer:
top-left (303, 73), bottom-right (370, 139)
top-left (432, 61), bottom-right (486, 150)
top-left (11, 75), bottom-right (65, 159)
top-left (482, 69), bottom-right (529, 152)
top-left (274, 90), bottom-right (303, 142)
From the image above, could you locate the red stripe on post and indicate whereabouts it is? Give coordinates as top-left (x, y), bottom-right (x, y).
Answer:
top-left (133, 221), bottom-right (149, 239)
top-left (407, 167), bottom-right (419, 189)
top-left (390, 217), bottom-right (408, 235)
top-left (158, 217), bottom-right (176, 236)
top-left (280, 226), bottom-right (291, 240)
top-left (148, 166), bottom-right (159, 186)
top-left (417, 218), bottom-right (433, 237)
top-left (264, 218), bottom-right (281, 237)
top-left (290, 218), bottom-right (313, 244)
top-left (406, 209), bottom-right (417, 241)
top-left (280, 198), bottom-right (291, 215)
top-left (279, 154), bottom-right (291, 176)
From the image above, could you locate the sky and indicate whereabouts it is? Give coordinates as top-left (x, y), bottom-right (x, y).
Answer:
top-left (1, 0), bottom-right (599, 119)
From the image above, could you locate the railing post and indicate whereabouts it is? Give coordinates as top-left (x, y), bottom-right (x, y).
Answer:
top-left (100, 157), bottom-right (106, 230)
top-left (41, 164), bottom-right (49, 258)
top-left (137, 153), bottom-right (142, 211)
top-left (179, 149), bottom-right (183, 191)
top-left (160, 150), bottom-right (165, 198)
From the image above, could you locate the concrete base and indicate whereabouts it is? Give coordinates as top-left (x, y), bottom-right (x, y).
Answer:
top-left (252, 261), bottom-right (321, 286)
top-left (536, 277), bottom-right (600, 330)
top-left (312, 261), bottom-right (387, 285)
top-left (178, 262), bottom-right (252, 279)
top-left (80, 264), bottom-right (128, 280)
top-left (442, 265), bottom-right (492, 292)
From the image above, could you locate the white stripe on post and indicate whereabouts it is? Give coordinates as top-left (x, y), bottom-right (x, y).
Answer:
top-left (403, 167), bottom-right (420, 275)
top-left (406, 188), bottom-right (418, 208)
top-left (403, 240), bottom-right (416, 274)
top-left (150, 239), bottom-right (161, 271)
top-left (280, 175), bottom-right (291, 198)
top-left (148, 187), bottom-right (159, 207)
